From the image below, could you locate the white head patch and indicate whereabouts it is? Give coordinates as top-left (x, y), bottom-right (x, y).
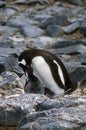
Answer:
top-left (18, 59), bottom-right (26, 66)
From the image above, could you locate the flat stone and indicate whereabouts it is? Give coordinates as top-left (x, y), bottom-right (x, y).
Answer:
top-left (3, 6), bottom-right (19, 19)
top-left (0, 25), bottom-right (19, 36)
top-left (54, 44), bottom-right (86, 55)
top-left (52, 39), bottom-right (86, 48)
top-left (20, 25), bottom-right (43, 37)
top-left (0, 47), bottom-right (19, 57)
top-left (34, 36), bottom-right (55, 48)
top-left (46, 25), bottom-right (62, 37)
top-left (14, 0), bottom-right (51, 5)
top-left (63, 21), bottom-right (79, 34)
top-left (7, 17), bottom-right (35, 28)
top-left (67, 0), bottom-right (83, 5)
top-left (40, 13), bottom-right (69, 29)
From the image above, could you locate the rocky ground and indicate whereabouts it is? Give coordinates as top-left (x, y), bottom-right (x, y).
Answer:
top-left (0, 0), bottom-right (86, 130)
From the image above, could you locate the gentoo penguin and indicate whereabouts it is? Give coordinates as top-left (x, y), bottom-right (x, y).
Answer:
top-left (18, 49), bottom-right (76, 96)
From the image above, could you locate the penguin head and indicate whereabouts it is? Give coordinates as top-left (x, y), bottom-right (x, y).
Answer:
top-left (18, 51), bottom-right (29, 75)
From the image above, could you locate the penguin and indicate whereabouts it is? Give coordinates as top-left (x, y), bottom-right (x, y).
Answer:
top-left (18, 48), bottom-right (76, 96)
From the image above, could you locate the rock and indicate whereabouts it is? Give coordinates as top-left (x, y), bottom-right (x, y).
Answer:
top-left (20, 25), bottom-right (43, 37)
top-left (0, 1), bottom-right (6, 8)
top-left (76, 53), bottom-right (86, 64)
top-left (0, 55), bottom-right (23, 75)
top-left (0, 93), bottom-right (86, 129)
top-left (40, 13), bottom-right (69, 29)
top-left (65, 62), bottom-right (86, 83)
top-left (63, 21), bottom-right (79, 34)
top-left (33, 14), bottom-right (52, 22)
top-left (67, 0), bottom-right (83, 5)
top-left (14, 0), bottom-right (51, 5)
top-left (0, 71), bottom-right (24, 91)
top-left (32, 36), bottom-right (56, 48)
top-left (7, 17), bottom-right (35, 28)
top-left (17, 95), bottom-right (86, 130)
top-left (0, 47), bottom-right (19, 57)
top-left (52, 39), bottom-right (86, 48)
top-left (0, 94), bottom-right (47, 126)
top-left (3, 6), bottom-right (19, 19)
top-left (0, 25), bottom-right (19, 36)
top-left (8, 35), bottom-right (28, 49)
top-left (80, 20), bottom-right (86, 36)
top-left (0, 12), bottom-right (6, 25)
top-left (46, 25), bottom-right (62, 37)
top-left (0, 57), bottom-right (6, 73)
top-left (53, 44), bottom-right (86, 55)
top-left (26, 36), bottom-right (55, 49)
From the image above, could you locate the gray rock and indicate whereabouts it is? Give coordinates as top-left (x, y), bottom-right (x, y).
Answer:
top-left (17, 95), bottom-right (86, 130)
top-left (63, 21), bottom-right (79, 34)
top-left (0, 93), bottom-right (86, 129)
top-left (0, 12), bottom-right (6, 25)
top-left (0, 41), bottom-right (14, 48)
top-left (0, 94), bottom-right (47, 126)
top-left (65, 62), bottom-right (86, 83)
top-left (7, 17), bottom-right (35, 28)
top-left (67, 0), bottom-right (83, 5)
top-left (80, 20), bottom-right (86, 36)
top-left (32, 36), bottom-right (55, 48)
top-left (33, 14), bottom-right (52, 22)
top-left (76, 53), bottom-right (86, 64)
top-left (0, 47), bottom-right (19, 57)
top-left (0, 55), bottom-right (22, 75)
top-left (0, 25), bottom-right (19, 36)
top-left (0, 71), bottom-right (24, 90)
top-left (3, 6), bottom-right (19, 19)
top-left (46, 25), bottom-right (62, 37)
top-left (20, 25), bottom-right (43, 37)
top-left (0, 57), bottom-right (7, 73)
top-left (52, 39), bottom-right (86, 48)
top-left (53, 44), bottom-right (86, 55)
top-left (0, 1), bottom-right (6, 7)
top-left (14, 0), bottom-right (51, 5)
top-left (40, 13), bottom-right (69, 29)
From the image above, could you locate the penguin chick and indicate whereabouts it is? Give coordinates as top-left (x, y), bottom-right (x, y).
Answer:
top-left (18, 49), bottom-right (76, 96)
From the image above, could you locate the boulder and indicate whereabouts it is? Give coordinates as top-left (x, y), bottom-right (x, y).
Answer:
top-left (0, 94), bottom-right (47, 126)
top-left (17, 95), bottom-right (86, 130)
top-left (0, 71), bottom-right (24, 97)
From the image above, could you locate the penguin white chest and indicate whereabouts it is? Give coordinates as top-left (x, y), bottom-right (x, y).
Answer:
top-left (31, 56), bottom-right (64, 95)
